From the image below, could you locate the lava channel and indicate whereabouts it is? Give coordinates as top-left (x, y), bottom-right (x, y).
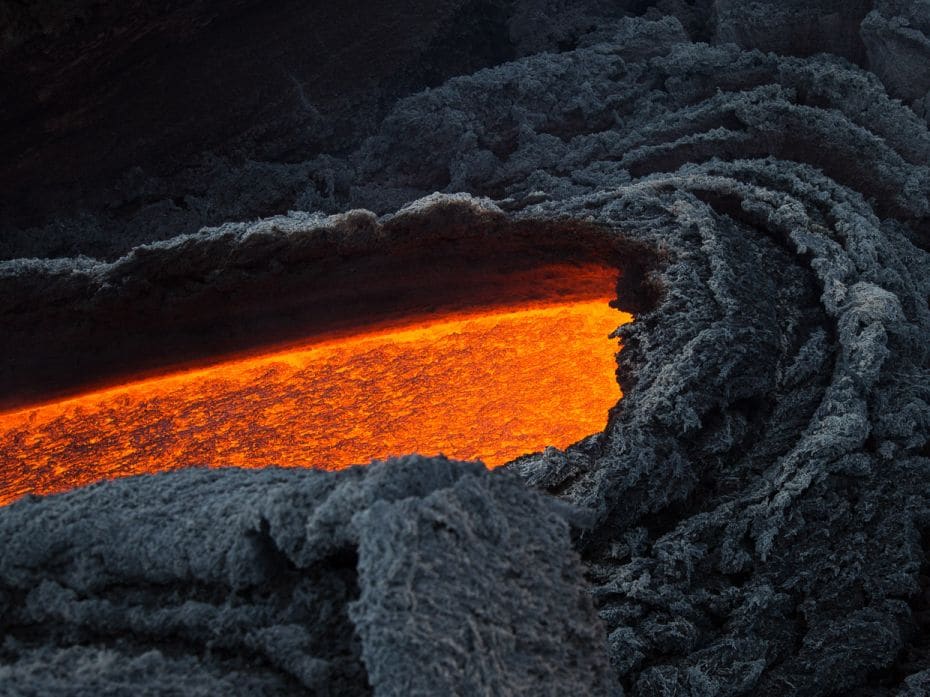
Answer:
top-left (0, 266), bottom-right (632, 506)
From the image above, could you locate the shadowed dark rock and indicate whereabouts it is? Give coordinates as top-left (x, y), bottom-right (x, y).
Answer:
top-left (862, 0), bottom-right (930, 112)
top-left (0, 0), bottom-right (517, 259)
top-left (713, 0), bottom-right (873, 62)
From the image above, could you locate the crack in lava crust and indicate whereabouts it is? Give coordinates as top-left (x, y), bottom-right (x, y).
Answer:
top-left (0, 273), bottom-right (631, 505)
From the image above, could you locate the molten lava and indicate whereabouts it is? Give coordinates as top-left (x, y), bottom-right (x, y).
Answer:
top-left (0, 266), bottom-right (631, 506)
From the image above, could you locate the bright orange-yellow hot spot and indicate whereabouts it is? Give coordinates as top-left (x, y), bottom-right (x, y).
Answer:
top-left (0, 270), bottom-right (631, 506)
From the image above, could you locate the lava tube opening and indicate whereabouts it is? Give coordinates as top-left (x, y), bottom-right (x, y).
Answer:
top-left (0, 262), bottom-right (633, 506)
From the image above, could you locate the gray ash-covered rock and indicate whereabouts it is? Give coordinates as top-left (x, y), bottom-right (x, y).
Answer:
top-left (2, 3), bottom-right (930, 696)
top-left (0, 456), bottom-right (612, 696)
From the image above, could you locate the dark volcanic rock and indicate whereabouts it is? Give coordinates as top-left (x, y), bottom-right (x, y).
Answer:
top-left (0, 456), bottom-right (613, 696)
top-left (862, 0), bottom-right (930, 113)
top-left (2, 3), bottom-right (930, 696)
top-left (712, 0), bottom-right (874, 62)
top-left (0, 0), bottom-right (517, 260)
top-left (4, 0), bottom-right (929, 263)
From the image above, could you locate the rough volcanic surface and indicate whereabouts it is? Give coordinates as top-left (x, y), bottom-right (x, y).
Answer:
top-left (2, 2), bottom-right (930, 696)
top-left (0, 456), bottom-right (612, 696)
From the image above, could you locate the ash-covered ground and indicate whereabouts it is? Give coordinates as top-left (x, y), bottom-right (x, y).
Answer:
top-left (2, 1), bottom-right (930, 695)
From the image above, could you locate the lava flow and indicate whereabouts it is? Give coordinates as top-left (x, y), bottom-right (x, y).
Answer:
top-left (0, 265), bottom-right (632, 506)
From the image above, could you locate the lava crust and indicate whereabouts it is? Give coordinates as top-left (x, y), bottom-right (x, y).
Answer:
top-left (1, 2), bottom-right (930, 696)
top-left (0, 457), bottom-right (613, 696)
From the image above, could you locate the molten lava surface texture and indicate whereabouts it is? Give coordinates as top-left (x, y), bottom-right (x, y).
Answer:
top-left (0, 267), bottom-right (631, 505)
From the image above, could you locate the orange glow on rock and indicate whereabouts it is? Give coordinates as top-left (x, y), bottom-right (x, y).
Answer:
top-left (0, 267), bottom-right (632, 506)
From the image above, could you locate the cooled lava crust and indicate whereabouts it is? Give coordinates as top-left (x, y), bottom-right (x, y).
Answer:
top-left (2, 2), bottom-right (930, 696)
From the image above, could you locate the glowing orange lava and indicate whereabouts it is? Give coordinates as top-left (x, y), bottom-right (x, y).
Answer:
top-left (0, 273), bottom-right (631, 506)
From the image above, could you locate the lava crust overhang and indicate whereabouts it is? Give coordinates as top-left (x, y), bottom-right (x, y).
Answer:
top-left (0, 194), bottom-right (658, 412)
